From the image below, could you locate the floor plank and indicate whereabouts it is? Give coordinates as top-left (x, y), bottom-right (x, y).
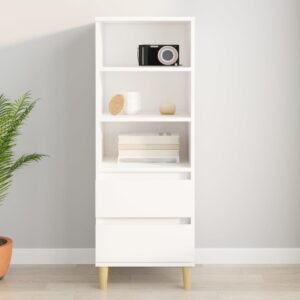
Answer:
top-left (0, 265), bottom-right (300, 300)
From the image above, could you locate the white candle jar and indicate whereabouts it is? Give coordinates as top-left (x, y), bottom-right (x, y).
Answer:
top-left (122, 92), bottom-right (141, 115)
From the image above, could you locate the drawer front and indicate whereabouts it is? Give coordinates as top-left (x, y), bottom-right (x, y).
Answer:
top-left (96, 180), bottom-right (193, 218)
top-left (96, 221), bottom-right (194, 263)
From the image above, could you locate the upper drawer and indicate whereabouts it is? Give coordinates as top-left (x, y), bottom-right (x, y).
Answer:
top-left (96, 179), bottom-right (193, 218)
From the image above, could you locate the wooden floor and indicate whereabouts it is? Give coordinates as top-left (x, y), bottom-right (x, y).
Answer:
top-left (1, 265), bottom-right (300, 299)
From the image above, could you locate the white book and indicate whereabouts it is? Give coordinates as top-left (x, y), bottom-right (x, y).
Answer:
top-left (118, 133), bottom-right (179, 145)
top-left (118, 157), bottom-right (180, 163)
top-left (118, 144), bottom-right (179, 150)
top-left (118, 149), bottom-right (179, 157)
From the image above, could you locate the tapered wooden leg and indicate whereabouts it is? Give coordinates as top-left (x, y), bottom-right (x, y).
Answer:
top-left (98, 267), bottom-right (109, 290)
top-left (182, 267), bottom-right (192, 290)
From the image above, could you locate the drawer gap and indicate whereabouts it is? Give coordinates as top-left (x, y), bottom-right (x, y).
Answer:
top-left (97, 217), bottom-right (191, 225)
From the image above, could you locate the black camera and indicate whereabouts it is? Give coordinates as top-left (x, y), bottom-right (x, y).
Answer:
top-left (138, 44), bottom-right (179, 66)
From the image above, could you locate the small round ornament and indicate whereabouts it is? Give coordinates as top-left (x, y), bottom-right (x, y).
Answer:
top-left (160, 102), bottom-right (176, 115)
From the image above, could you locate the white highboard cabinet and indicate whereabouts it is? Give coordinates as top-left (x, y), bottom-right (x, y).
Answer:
top-left (95, 17), bottom-right (195, 290)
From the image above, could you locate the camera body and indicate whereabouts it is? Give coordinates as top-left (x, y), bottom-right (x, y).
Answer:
top-left (138, 44), bottom-right (180, 66)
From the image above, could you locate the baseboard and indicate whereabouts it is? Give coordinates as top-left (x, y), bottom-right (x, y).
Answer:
top-left (11, 248), bottom-right (300, 264)
top-left (195, 248), bottom-right (300, 264)
top-left (12, 248), bottom-right (95, 264)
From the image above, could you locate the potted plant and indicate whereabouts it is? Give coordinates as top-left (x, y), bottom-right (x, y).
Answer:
top-left (0, 92), bottom-right (46, 280)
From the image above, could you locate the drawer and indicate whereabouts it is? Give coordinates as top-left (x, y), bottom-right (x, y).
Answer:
top-left (96, 220), bottom-right (194, 263)
top-left (96, 179), bottom-right (193, 218)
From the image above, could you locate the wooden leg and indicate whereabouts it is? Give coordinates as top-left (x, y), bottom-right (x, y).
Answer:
top-left (182, 267), bottom-right (192, 290)
top-left (98, 267), bottom-right (109, 290)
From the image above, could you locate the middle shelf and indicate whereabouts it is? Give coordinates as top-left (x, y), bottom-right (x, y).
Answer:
top-left (99, 113), bottom-right (191, 122)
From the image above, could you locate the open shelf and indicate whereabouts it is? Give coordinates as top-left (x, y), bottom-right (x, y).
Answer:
top-left (99, 157), bottom-right (191, 173)
top-left (100, 67), bottom-right (192, 72)
top-left (101, 72), bottom-right (191, 114)
top-left (101, 123), bottom-right (190, 161)
top-left (98, 20), bottom-right (192, 67)
top-left (99, 113), bottom-right (191, 123)
top-left (96, 17), bottom-right (193, 175)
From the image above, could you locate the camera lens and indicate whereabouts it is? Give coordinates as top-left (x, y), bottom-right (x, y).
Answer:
top-left (158, 46), bottom-right (178, 65)
top-left (162, 50), bottom-right (173, 61)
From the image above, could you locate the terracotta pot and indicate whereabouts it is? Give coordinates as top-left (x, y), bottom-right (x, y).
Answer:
top-left (0, 237), bottom-right (13, 280)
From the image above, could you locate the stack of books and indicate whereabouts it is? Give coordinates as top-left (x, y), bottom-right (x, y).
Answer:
top-left (118, 133), bottom-right (180, 163)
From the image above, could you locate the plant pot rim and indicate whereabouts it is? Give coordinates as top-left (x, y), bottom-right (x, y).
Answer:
top-left (0, 237), bottom-right (13, 247)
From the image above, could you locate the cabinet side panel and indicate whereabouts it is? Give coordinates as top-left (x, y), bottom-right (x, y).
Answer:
top-left (96, 22), bottom-right (103, 173)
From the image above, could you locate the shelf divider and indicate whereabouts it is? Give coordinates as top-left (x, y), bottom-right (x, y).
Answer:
top-left (100, 66), bottom-right (192, 72)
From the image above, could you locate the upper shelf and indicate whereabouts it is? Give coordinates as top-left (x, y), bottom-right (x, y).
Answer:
top-left (97, 17), bottom-right (193, 67)
top-left (99, 67), bottom-right (192, 72)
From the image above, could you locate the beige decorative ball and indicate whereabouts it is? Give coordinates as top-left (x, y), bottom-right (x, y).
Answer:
top-left (160, 103), bottom-right (176, 115)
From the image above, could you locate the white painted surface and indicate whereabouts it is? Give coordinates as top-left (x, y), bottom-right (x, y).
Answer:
top-left (95, 17), bottom-right (195, 23)
top-left (95, 17), bottom-right (195, 266)
top-left (99, 113), bottom-right (191, 122)
top-left (99, 158), bottom-right (191, 173)
top-left (96, 223), bottom-right (194, 263)
top-left (100, 66), bottom-right (191, 72)
top-left (96, 180), bottom-right (193, 217)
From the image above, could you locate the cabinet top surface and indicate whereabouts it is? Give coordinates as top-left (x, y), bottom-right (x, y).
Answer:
top-left (95, 16), bottom-right (195, 23)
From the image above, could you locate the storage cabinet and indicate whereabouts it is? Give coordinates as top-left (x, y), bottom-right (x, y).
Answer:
top-left (95, 17), bottom-right (195, 289)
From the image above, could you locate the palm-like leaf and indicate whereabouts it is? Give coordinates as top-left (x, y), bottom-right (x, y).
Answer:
top-left (10, 153), bottom-right (46, 173)
top-left (0, 92), bottom-right (46, 203)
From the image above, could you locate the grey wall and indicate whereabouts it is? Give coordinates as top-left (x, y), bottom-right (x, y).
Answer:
top-left (0, 0), bottom-right (299, 248)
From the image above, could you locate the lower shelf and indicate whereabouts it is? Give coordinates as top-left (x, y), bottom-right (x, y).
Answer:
top-left (98, 157), bottom-right (191, 173)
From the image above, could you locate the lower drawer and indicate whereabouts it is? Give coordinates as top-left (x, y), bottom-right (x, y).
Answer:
top-left (96, 220), bottom-right (194, 263)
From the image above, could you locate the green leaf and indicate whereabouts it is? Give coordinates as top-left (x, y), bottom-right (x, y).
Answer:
top-left (10, 153), bottom-right (47, 173)
top-left (0, 92), bottom-right (46, 204)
